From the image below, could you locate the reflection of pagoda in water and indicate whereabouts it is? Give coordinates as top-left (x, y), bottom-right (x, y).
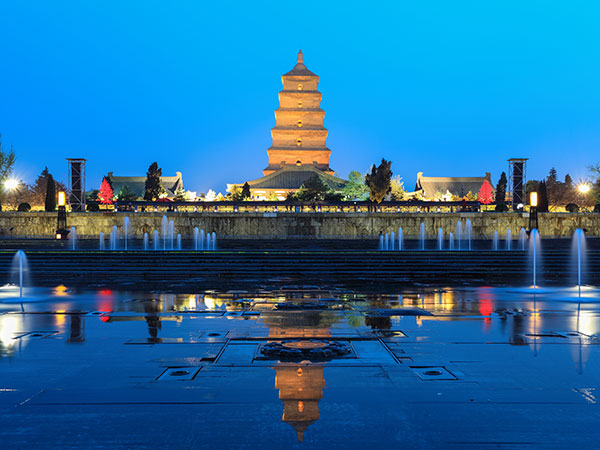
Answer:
top-left (274, 365), bottom-right (325, 442)
top-left (261, 299), bottom-right (335, 441)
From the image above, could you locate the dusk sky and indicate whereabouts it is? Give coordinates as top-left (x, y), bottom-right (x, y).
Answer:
top-left (2, 1), bottom-right (600, 194)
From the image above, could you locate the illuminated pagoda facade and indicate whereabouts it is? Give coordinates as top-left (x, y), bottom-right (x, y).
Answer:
top-left (229, 51), bottom-right (346, 200)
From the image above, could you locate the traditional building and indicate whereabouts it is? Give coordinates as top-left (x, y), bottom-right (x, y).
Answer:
top-left (229, 51), bottom-right (346, 200)
top-left (107, 171), bottom-right (185, 200)
top-left (414, 171), bottom-right (493, 200)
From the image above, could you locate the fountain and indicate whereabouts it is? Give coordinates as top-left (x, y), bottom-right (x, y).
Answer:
top-left (384, 233), bottom-right (389, 251)
top-left (123, 217), bottom-right (130, 250)
top-left (379, 233), bottom-right (384, 250)
top-left (212, 232), bottom-right (217, 250)
top-left (11, 250), bottom-right (29, 300)
top-left (437, 228), bottom-right (443, 250)
top-left (397, 227), bottom-right (403, 251)
top-left (456, 221), bottom-right (462, 250)
top-left (529, 229), bottom-right (541, 288)
top-left (506, 229), bottom-right (512, 251)
top-left (169, 220), bottom-right (175, 250)
top-left (572, 229), bottom-right (586, 295)
top-left (99, 232), bottom-right (105, 250)
top-left (449, 232), bottom-right (454, 250)
top-left (153, 230), bottom-right (159, 251)
top-left (419, 222), bottom-right (425, 250)
top-left (466, 219), bottom-right (472, 250)
top-left (70, 227), bottom-right (77, 250)
top-left (390, 231), bottom-right (395, 251)
top-left (194, 227), bottom-right (200, 250)
top-left (492, 231), bottom-right (498, 250)
top-left (143, 232), bottom-right (149, 250)
top-left (177, 234), bottom-right (182, 251)
top-left (206, 233), bottom-right (212, 251)
top-left (110, 226), bottom-right (118, 250)
top-left (161, 215), bottom-right (168, 250)
top-left (200, 229), bottom-right (205, 250)
top-left (519, 227), bottom-right (526, 251)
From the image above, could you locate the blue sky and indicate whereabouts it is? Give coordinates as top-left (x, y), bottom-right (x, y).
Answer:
top-left (1, 0), bottom-right (600, 193)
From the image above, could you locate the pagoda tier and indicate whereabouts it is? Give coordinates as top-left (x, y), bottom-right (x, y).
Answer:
top-left (263, 51), bottom-right (333, 176)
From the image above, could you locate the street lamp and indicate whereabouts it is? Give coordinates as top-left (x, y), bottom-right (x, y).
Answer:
top-left (577, 183), bottom-right (591, 194)
top-left (3, 178), bottom-right (19, 191)
top-left (56, 191), bottom-right (69, 240)
top-left (528, 191), bottom-right (538, 232)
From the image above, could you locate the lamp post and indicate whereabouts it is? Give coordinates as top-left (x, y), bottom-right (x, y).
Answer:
top-left (528, 191), bottom-right (538, 232)
top-left (56, 191), bottom-right (69, 239)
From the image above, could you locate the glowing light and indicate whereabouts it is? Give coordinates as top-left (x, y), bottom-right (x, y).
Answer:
top-left (530, 192), bottom-right (538, 207)
top-left (3, 178), bottom-right (19, 191)
top-left (578, 183), bottom-right (591, 194)
top-left (53, 285), bottom-right (68, 296)
top-left (57, 191), bottom-right (66, 206)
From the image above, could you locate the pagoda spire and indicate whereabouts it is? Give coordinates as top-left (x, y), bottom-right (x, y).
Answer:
top-left (297, 50), bottom-right (303, 64)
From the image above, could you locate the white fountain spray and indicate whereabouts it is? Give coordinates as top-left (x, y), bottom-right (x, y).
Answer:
top-left (390, 231), bottom-right (395, 251)
top-left (200, 229), bottom-right (205, 250)
top-left (194, 227), bottom-right (200, 250)
top-left (466, 219), bottom-right (472, 250)
top-left (506, 229), bottom-right (512, 251)
top-left (177, 234), bottom-right (182, 250)
top-left (143, 232), bottom-right (149, 250)
top-left (161, 215), bottom-right (168, 250)
top-left (153, 230), bottom-right (159, 251)
top-left (529, 229), bottom-right (541, 288)
top-left (212, 232), bottom-right (217, 250)
top-left (420, 222), bottom-right (425, 250)
top-left (70, 227), bottom-right (77, 250)
top-left (398, 227), bottom-right (403, 251)
top-left (449, 232), bottom-right (454, 250)
top-left (456, 221), bottom-right (462, 251)
top-left (99, 232), bottom-right (105, 250)
top-left (169, 220), bottom-right (175, 250)
top-left (520, 227), bottom-right (526, 251)
top-left (384, 233), bottom-right (389, 251)
top-left (573, 228), bottom-right (586, 296)
top-left (437, 228), bottom-right (443, 250)
top-left (493, 231), bottom-right (498, 251)
top-left (123, 216), bottom-right (130, 250)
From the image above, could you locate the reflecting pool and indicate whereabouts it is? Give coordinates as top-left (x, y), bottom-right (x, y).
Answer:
top-left (1, 286), bottom-right (599, 448)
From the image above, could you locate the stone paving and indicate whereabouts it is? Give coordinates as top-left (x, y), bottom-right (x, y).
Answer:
top-left (0, 287), bottom-right (599, 449)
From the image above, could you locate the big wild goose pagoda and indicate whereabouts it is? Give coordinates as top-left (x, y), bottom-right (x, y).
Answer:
top-left (228, 51), bottom-right (347, 200)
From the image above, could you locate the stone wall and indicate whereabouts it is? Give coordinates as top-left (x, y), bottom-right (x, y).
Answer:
top-left (0, 211), bottom-right (598, 238)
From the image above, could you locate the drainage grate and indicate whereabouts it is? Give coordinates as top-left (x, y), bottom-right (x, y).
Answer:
top-left (156, 366), bottom-right (201, 381)
top-left (14, 331), bottom-right (58, 339)
top-left (411, 366), bottom-right (457, 381)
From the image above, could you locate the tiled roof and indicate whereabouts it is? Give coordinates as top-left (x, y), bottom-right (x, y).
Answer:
top-left (247, 165), bottom-right (346, 190)
top-left (107, 172), bottom-right (184, 198)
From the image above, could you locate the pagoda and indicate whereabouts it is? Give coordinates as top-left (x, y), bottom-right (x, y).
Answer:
top-left (228, 51), bottom-right (346, 200)
top-left (265, 50), bottom-right (332, 175)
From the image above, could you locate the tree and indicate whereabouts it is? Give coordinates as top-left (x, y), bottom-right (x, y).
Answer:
top-left (464, 191), bottom-right (477, 201)
top-left (536, 180), bottom-right (549, 212)
top-left (564, 174), bottom-right (573, 188)
top-left (478, 180), bottom-right (494, 204)
top-left (117, 185), bottom-right (138, 202)
top-left (144, 162), bottom-right (162, 201)
top-left (45, 174), bottom-right (56, 211)
top-left (0, 134), bottom-right (16, 184)
top-left (296, 175), bottom-right (329, 201)
top-left (495, 172), bottom-right (507, 204)
top-left (548, 167), bottom-right (557, 184)
top-left (173, 186), bottom-right (186, 202)
top-left (241, 182), bottom-right (251, 200)
top-left (228, 185), bottom-right (243, 201)
top-left (342, 171), bottom-right (369, 200)
top-left (365, 159), bottom-right (392, 203)
top-left (98, 177), bottom-right (114, 204)
top-left (389, 176), bottom-right (405, 201)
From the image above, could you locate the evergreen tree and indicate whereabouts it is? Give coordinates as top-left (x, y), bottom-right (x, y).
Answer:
top-left (564, 174), bottom-right (573, 187)
top-left (537, 180), bottom-right (549, 212)
top-left (98, 177), bottom-right (114, 204)
top-left (477, 180), bottom-right (494, 204)
top-left (241, 182), bottom-right (251, 200)
top-left (296, 175), bottom-right (329, 201)
top-left (548, 167), bottom-right (557, 183)
top-left (45, 174), bottom-right (56, 211)
top-left (144, 162), bottom-right (162, 201)
top-left (365, 159), bottom-right (392, 203)
top-left (495, 172), bottom-right (507, 204)
top-left (173, 186), bottom-right (186, 202)
top-left (117, 185), bottom-right (138, 202)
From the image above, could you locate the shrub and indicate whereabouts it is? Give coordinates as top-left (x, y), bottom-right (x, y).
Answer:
top-left (565, 203), bottom-right (579, 213)
top-left (87, 203), bottom-right (100, 212)
top-left (594, 204), bottom-right (600, 213)
top-left (495, 204), bottom-right (509, 212)
top-left (17, 202), bottom-right (31, 212)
